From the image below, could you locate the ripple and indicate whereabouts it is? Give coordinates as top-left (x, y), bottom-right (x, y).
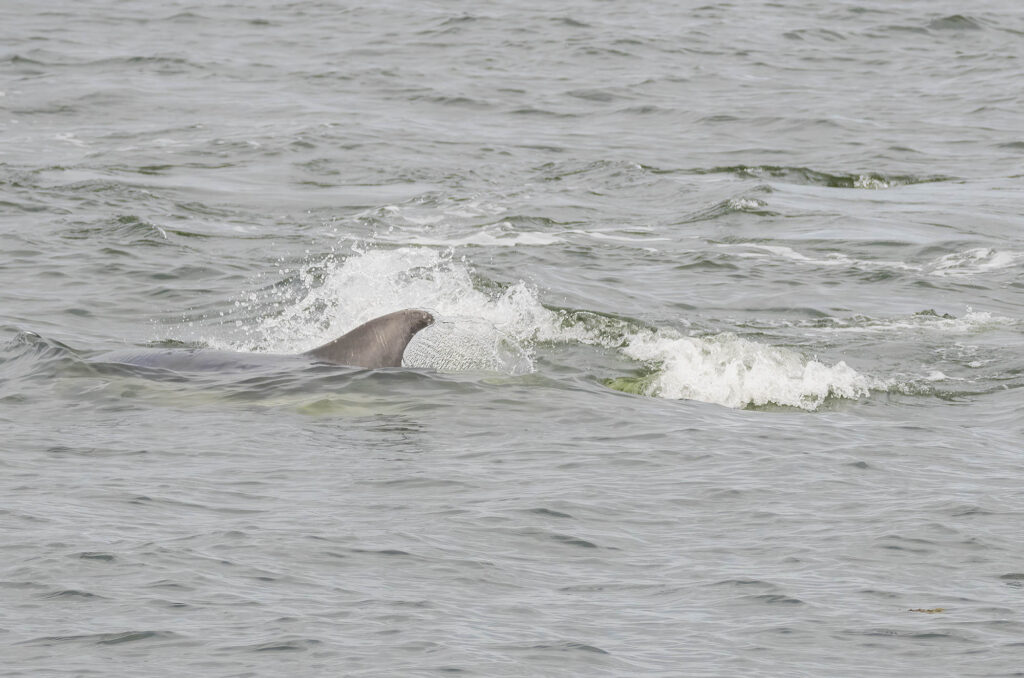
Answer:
top-left (22, 631), bottom-right (179, 646)
top-left (41, 589), bottom-right (105, 599)
top-left (747, 594), bottom-right (804, 605)
top-left (549, 533), bottom-right (599, 549)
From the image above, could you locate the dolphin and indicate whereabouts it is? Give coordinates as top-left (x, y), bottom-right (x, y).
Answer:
top-left (92, 309), bottom-right (434, 373)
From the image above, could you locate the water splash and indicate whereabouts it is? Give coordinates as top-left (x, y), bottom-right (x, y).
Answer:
top-left (222, 246), bottom-right (883, 409)
top-left (222, 245), bottom-right (551, 374)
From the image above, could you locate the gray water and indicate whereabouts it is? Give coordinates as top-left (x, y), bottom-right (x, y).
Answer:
top-left (2, 1), bottom-right (1023, 676)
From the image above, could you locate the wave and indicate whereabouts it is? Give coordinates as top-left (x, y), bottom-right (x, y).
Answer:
top-left (694, 165), bottom-right (952, 189)
top-left (716, 243), bottom-right (1024, 278)
top-left (219, 246), bottom-right (886, 410)
top-left (927, 248), bottom-right (1024, 277)
top-left (927, 15), bottom-right (984, 31)
top-left (679, 193), bottom-right (776, 224)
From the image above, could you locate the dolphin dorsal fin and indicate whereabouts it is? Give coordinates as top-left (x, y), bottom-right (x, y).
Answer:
top-left (302, 309), bottom-right (434, 368)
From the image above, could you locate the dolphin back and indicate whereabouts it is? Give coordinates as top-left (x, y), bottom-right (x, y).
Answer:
top-left (302, 309), bottom-right (434, 368)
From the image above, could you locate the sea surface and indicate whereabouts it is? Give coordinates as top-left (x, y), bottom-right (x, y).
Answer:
top-left (2, 1), bottom-right (1023, 676)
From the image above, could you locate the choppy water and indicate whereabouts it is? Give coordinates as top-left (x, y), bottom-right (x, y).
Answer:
top-left (2, 1), bottom-right (1023, 676)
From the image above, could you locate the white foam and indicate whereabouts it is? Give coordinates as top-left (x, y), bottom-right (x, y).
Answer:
top-left (358, 200), bottom-right (562, 248)
top-left (927, 248), bottom-right (1024, 277)
top-left (719, 243), bottom-right (920, 272)
top-left (620, 330), bottom-right (878, 409)
top-left (854, 175), bottom-right (889, 189)
top-left (398, 229), bottom-right (563, 248)
top-left (727, 197), bottom-right (768, 210)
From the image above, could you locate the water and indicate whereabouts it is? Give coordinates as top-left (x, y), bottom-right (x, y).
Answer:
top-left (2, 1), bottom-right (1023, 675)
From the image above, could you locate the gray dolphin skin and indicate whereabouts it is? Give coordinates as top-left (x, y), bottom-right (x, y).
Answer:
top-left (93, 309), bottom-right (434, 372)
top-left (302, 308), bottom-right (434, 367)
